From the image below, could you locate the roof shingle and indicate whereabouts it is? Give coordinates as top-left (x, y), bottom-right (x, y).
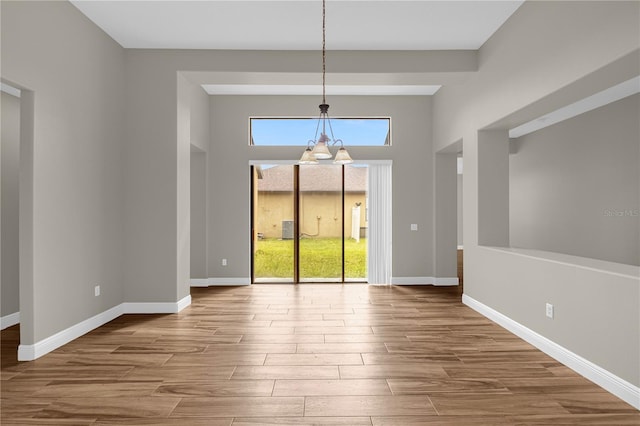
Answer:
top-left (257, 165), bottom-right (367, 192)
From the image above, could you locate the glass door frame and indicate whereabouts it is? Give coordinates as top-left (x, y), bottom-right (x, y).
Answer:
top-left (252, 164), bottom-right (356, 284)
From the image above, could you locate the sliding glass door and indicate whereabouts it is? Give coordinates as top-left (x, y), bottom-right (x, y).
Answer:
top-left (252, 164), bottom-right (367, 283)
top-left (252, 165), bottom-right (295, 283)
top-left (344, 165), bottom-right (368, 282)
top-left (298, 165), bottom-right (343, 282)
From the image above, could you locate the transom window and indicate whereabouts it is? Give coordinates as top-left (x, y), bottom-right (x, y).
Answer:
top-left (250, 117), bottom-right (391, 147)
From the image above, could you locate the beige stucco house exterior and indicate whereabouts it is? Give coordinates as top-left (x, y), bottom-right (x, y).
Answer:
top-left (254, 165), bottom-right (367, 239)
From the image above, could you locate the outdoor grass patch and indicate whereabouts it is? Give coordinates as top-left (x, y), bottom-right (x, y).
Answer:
top-left (254, 237), bottom-right (367, 279)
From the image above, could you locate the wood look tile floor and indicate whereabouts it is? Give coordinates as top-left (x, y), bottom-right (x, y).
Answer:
top-left (2, 284), bottom-right (638, 425)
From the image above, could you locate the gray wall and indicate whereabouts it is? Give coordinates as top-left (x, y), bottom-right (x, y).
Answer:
top-left (434, 2), bottom-right (639, 151)
top-left (123, 47), bottom-right (472, 298)
top-left (1, 1), bottom-right (126, 343)
top-left (457, 173), bottom-right (463, 247)
top-left (1, 91), bottom-right (21, 318)
top-left (190, 84), bottom-right (210, 153)
top-left (124, 52), bottom-right (183, 303)
top-left (208, 95), bottom-right (438, 281)
top-left (190, 151), bottom-right (208, 279)
top-left (176, 74), bottom-right (192, 303)
top-left (433, 0), bottom-right (639, 387)
top-left (434, 153), bottom-right (458, 279)
top-left (510, 94), bottom-right (639, 266)
top-left (116, 47), bottom-right (473, 305)
top-left (189, 84), bottom-right (210, 279)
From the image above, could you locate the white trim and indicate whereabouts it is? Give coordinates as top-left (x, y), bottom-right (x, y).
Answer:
top-left (18, 304), bottom-right (123, 361)
top-left (249, 160), bottom-right (299, 166)
top-left (249, 160), bottom-right (393, 166)
top-left (353, 160), bottom-right (393, 165)
top-left (391, 276), bottom-right (459, 286)
top-left (253, 278), bottom-right (296, 284)
top-left (457, 245), bottom-right (464, 250)
top-left (1, 312), bottom-right (20, 330)
top-left (191, 277), bottom-right (252, 286)
top-left (209, 278), bottom-right (251, 286)
top-left (190, 278), bottom-right (210, 287)
top-left (204, 84), bottom-right (440, 96)
top-left (392, 277), bottom-right (432, 285)
top-left (1, 82), bottom-right (21, 98)
top-left (462, 294), bottom-right (640, 410)
top-left (17, 295), bottom-right (192, 361)
top-left (434, 277), bottom-right (459, 286)
top-left (176, 295), bottom-right (192, 311)
top-left (122, 294), bottom-right (191, 314)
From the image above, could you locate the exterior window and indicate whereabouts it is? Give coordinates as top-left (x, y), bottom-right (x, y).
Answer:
top-left (250, 117), bottom-right (391, 147)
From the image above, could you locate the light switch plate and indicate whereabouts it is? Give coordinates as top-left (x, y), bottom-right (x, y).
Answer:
top-left (411, 224), bottom-right (418, 231)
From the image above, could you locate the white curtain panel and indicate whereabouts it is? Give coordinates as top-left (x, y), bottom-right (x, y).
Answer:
top-left (367, 163), bottom-right (392, 285)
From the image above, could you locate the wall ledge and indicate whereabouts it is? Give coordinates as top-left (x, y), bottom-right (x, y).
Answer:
top-left (1, 312), bottom-right (20, 330)
top-left (463, 294), bottom-right (640, 410)
top-left (17, 295), bottom-right (191, 361)
top-left (480, 246), bottom-right (639, 280)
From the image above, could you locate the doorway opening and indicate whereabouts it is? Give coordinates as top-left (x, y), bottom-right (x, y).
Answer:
top-left (251, 164), bottom-right (368, 284)
top-left (457, 154), bottom-right (464, 291)
top-left (1, 84), bottom-right (22, 333)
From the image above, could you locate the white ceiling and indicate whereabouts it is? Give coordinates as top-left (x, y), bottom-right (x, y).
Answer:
top-left (63, 0), bottom-right (637, 128)
top-left (70, 1), bottom-right (523, 96)
top-left (70, 0), bottom-right (524, 51)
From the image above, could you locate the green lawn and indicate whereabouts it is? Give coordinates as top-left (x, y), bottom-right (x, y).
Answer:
top-left (254, 237), bottom-right (366, 279)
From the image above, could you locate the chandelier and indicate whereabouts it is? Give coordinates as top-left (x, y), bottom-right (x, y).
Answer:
top-left (299, 0), bottom-right (353, 165)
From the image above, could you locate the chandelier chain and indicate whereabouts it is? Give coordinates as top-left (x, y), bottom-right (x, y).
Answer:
top-left (322, 0), bottom-right (326, 104)
top-left (300, 0), bottom-right (353, 164)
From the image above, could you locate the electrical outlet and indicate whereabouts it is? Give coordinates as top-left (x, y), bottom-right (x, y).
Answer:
top-left (410, 224), bottom-right (418, 231)
top-left (94, 285), bottom-right (101, 297)
top-left (546, 303), bottom-right (554, 319)
top-left (222, 259), bottom-right (228, 266)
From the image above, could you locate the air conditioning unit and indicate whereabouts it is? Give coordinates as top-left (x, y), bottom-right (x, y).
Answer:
top-left (282, 220), bottom-right (294, 240)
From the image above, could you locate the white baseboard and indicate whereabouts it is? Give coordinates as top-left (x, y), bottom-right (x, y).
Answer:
top-left (434, 277), bottom-right (459, 286)
top-left (191, 277), bottom-right (251, 286)
top-left (122, 294), bottom-right (191, 314)
top-left (195, 277), bottom-right (458, 286)
top-left (209, 277), bottom-right (251, 286)
top-left (18, 304), bottom-right (123, 361)
top-left (176, 294), bottom-right (192, 311)
top-left (1, 311), bottom-right (20, 330)
top-left (462, 294), bottom-right (640, 410)
top-left (392, 276), bottom-right (459, 286)
top-left (392, 276), bottom-right (431, 285)
top-left (17, 295), bottom-right (192, 361)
